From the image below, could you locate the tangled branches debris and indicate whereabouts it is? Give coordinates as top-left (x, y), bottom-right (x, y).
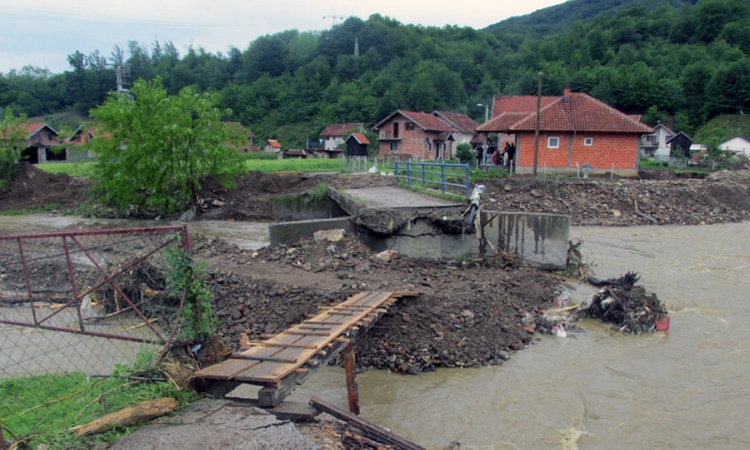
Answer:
top-left (575, 272), bottom-right (668, 334)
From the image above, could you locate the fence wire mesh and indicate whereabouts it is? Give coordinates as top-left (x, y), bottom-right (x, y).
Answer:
top-left (0, 226), bottom-right (189, 439)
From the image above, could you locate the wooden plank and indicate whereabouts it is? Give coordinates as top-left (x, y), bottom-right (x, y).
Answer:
top-left (230, 353), bottom-right (298, 364)
top-left (299, 325), bottom-right (332, 331)
top-left (283, 330), bottom-right (331, 337)
top-left (241, 342), bottom-right (318, 350)
top-left (194, 358), bottom-right (262, 379)
top-left (197, 292), bottom-right (403, 384)
top-left (310, 397), bottom-right (425, 450)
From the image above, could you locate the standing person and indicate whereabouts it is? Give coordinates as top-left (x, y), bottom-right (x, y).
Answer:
top-left (507, 143), bottom-right (516, 172)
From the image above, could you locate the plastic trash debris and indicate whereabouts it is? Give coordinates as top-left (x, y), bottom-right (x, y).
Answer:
top-left (551, 323), bottom-right (568, 338)
top-left (553, 288), bottom-right (571, 308)
top-left (655, 316), bottom-right (670, 334)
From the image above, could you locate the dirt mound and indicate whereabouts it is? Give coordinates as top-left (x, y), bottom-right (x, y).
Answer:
top-left (0, 163), bottom-right (90, 212)
top-left (199, 171), bottom-right (398, 221)
top-left (480, 170), bottom-right (750, 226)
top-left (193, 234), bottom-right (561, 373)
top-left (2, 163), bottom-right (750, 227)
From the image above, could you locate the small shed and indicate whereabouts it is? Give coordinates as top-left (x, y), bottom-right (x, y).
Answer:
top-left (345, 133), bottom-right (370, 157)
top-left (263, 139), bottom-right (282, 153)
top-left (666, 132), bottom-right (692, 158)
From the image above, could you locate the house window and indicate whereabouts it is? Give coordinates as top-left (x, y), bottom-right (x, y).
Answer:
top-left (405, 122), bottom-right (415, 131)
top-left (584, 137), bottom-right (594, 146)
top-left (389, 141), bottom-right (399, 152)
top-left (548, 137), bottom-right (560, 149)
top-left (426, 139), bottom-right (432, 152)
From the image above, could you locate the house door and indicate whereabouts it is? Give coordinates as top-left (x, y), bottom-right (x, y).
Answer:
top-left (393, 122), bottom-right (399, 139)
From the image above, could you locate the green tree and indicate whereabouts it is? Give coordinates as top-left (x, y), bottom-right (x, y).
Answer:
top-left (90, 78), bottom-right (245, 216)
top-left (0, 106), bottom-right (27, 191)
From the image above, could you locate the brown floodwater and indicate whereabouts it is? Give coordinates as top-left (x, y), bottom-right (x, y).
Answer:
top-left (0, 214), bottom-right (269, 249)
top-left (291, 222), bottom-right (750, 450)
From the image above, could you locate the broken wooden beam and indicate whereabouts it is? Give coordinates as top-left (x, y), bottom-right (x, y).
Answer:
top-left (310, 397), bottom-right (425, 450)
top-left (344, 343), bottom-right (360, 415)
top-left (74, 398), bottom-right (178, 437)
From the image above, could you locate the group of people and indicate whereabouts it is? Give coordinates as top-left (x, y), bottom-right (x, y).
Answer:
top-left (491, 142), bottom-right (516, 169)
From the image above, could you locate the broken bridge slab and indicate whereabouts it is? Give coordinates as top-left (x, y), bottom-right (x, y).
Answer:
top-left (329, 186), bottom-right (462, 216)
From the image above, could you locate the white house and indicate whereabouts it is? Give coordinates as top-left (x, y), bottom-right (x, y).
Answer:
top-left (639, 123), bottom-right (674, 161)
top-left (318, 123), bottom-right (364, 151)
top-left (719, 136), bottom-right (750, 157)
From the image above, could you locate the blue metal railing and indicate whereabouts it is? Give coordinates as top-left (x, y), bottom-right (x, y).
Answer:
top-left (394, 162), bottom-right (471, 197)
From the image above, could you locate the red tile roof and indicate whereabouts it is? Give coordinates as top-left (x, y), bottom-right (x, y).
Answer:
top-left (470, 134), bottom-right (485, 144)
top-left (266, 139), bottom-right (282, 148)
top-left (433, 111), bottom-right (479, 134)
top-left (372, 110), bottom-right (456, 132)
top-left (399, 111), bottom-right (455, 132)
top-left (510, 93), bottom-right (653, 133)
top-left (492, 95), bottom-right (557, 116)
top-left (347, 132), bottom-right (370, 145)
top-left (478, 92), bottom-right (653, 134)
top-left (476, 113), bottom-right (531, 132)
top-left (319, 123), bottom-right (364, 137)
top-left (23, 122), bottom-right (56, 138)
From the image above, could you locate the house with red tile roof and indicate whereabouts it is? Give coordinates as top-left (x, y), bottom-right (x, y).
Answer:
top-left (263, 139), bottom-right (282, 154)
top-left (433, 111), bottom-right (480, 148)
top-left (224, 122), bottom-right (257, 153)
top-left (65, 124), bottom-right (107, 162)
top-left (477, 89), bottom-right (653, 176)
top-left (318, 123), bottom-right (365, 151)
top-left (373, 110), bottom-right (480, 160)
top-left (21, 123), bottom-right (63, 164)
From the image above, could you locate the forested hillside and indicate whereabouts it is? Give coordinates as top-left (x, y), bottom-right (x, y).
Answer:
top-left (1, 0), bottom-right (749, 147)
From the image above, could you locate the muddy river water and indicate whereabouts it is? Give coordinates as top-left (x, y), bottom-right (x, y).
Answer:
top-left (294, 222), bottom-right (750, 450)
top-left (2, 216), bottom-right (749, 449)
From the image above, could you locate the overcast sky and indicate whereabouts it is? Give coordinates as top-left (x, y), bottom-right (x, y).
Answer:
top-left (0, 0), bottom-right (566, 75)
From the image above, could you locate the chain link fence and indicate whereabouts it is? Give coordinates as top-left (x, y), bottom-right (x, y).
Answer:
top-left (0, 226), bottom-right (190, 440)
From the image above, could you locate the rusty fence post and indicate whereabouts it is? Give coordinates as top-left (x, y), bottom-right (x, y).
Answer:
top-left (343, 343), bottom-right (360, 415)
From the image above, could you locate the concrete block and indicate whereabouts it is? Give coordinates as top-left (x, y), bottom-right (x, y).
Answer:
top-left (269, 217), bottom-right (355, 247)
top-left (481, 211), bottom-right (569, 270)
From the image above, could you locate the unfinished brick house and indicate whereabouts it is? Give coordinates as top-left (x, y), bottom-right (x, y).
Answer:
top-left (372, 110), bottom-right (475, 160)
top-left (477, 89), bottom-right (653, 176)
top-left (21, 123), bottom-right (62, 164)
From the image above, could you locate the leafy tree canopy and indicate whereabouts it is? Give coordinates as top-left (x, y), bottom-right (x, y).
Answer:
top-left (0, 106), bottom-right (28, 191)
top-left (90, 78), bottom-right (244, 216)
top-left (3, 0), bottom-right (750, 145)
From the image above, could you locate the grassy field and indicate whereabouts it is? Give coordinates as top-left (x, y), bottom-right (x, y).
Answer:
top-left (37, 158), bottom-right (345, 178)
top-left (37, 162), bottom-right (98, 178)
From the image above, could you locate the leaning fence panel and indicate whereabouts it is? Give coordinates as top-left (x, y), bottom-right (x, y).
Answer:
top-left (0, 226), bottom-right (190, 439)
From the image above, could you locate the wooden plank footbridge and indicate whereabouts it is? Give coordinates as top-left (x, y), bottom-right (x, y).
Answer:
top-left (195, 291), bottom-right (418, 409)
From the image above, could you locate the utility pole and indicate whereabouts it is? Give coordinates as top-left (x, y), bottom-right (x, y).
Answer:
top-left (478, 102), bottom-right (490, 167)
top-left (533, 72), bottom-right (543, 177)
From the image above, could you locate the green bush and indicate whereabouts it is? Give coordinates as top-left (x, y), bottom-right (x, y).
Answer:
top-left (456, 143), bottom-right (475, 164)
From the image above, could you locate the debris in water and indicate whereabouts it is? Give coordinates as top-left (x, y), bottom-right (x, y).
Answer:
top-left (551, 323), bottom-right (568, 338)
top-left (553, 288), bottom-right (571, 308)
top-left (574, 272), bottom-right (669, 334)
